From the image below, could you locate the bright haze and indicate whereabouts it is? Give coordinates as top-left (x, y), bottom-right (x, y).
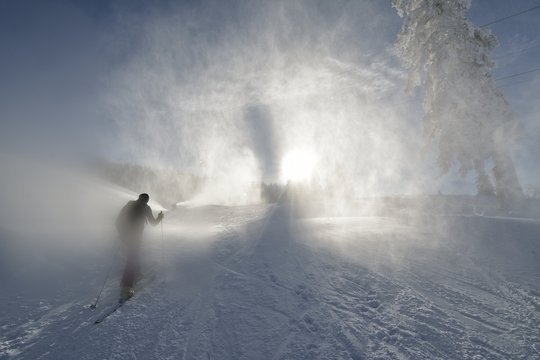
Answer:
top-left (2, 2), bottom-right (540, 359)
top-left (0, 0), bottom-right (539, 205)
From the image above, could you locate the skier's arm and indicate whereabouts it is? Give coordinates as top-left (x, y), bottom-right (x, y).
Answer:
top-left (145, 206), bottom-right (164, 226)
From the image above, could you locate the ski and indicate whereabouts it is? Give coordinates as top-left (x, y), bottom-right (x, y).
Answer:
top-left (93, 269), bottom-right (157, 324)
top-left (94, 302), bottom-right (122, 324)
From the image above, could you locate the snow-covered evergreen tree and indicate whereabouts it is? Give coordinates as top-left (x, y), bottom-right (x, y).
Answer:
top-left (393, 0), bottom-right (523, 204)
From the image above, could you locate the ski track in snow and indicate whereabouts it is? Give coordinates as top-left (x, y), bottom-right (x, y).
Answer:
top-left (1, 204), bottom-right (540, 359)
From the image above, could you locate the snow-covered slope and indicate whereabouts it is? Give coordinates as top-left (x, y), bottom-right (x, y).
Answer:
top-left (0, 154), bottom-right (168, 359)
top-left (2, 199), bottom-right (539, 359)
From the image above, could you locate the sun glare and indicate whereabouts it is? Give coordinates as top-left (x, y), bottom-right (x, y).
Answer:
top-left (280, 149), bottom-right (317, 184)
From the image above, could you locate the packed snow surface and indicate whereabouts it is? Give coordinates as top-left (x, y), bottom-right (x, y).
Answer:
top-left (1, 201), bottom-right (540, 359)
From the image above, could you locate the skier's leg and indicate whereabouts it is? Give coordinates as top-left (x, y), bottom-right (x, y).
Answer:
top-left (134, 251), bottom-right (143, 282)
top-left (120, 247), bottom-right (137, 300)
top-left (133, 233), bottom-right (143, 282)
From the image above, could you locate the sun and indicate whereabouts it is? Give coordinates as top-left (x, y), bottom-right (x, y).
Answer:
top-left (280, 149), bottom-right (317, 184)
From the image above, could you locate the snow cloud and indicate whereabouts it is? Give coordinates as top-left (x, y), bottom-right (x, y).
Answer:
top-left (105, 0), bottom-right (430, 206)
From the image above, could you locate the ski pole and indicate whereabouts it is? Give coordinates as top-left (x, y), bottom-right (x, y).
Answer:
top-left (161, 218), bottom-right (165, 266)
top-left (90, 253), bottom-right (115, 309)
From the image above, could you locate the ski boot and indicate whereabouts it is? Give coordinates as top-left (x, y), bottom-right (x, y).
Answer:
top-left (120, 286), bottom-right (135, 302)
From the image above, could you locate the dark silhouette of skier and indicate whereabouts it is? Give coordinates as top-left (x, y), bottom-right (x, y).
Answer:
top-left (116, 193), bottom-right (163, 301)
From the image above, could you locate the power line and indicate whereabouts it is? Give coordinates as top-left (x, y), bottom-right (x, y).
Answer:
top-left (495, 67), bottom-right (540, 81)
top-left (480, 4), bottom-right (540, 27)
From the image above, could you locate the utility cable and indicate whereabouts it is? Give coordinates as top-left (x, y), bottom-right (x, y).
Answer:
top-left (495, 67), bottom-right (540, 81)
top-left (481, 4), bottom-right (540, 27)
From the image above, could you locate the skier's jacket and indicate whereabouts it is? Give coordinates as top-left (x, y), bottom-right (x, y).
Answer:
top-left (116, 200), bottom-right (160, 240)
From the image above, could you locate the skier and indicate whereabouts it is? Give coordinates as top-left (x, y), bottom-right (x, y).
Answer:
top-left (116, 193), bottom-right (164, 301)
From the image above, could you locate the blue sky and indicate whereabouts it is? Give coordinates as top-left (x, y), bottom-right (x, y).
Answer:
top-left (468, 0), bottom-right (540, 187)
top-left (0, 0), bottom-right (538, 190)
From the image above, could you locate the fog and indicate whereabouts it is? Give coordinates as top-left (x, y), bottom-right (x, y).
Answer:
top-left (1, 0), bottom-right (538, 209)
top-left (1, 0), bottom-right (539, 281)
top-left (2, 4), bottom-right (540, 357)
top-left (104, 0), bottom-right (432, 208)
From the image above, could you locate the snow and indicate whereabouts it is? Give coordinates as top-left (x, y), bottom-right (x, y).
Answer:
top-left (2, 193), bottom-right (540, 359)
top-left (393, 0), bottom-right (523, 200)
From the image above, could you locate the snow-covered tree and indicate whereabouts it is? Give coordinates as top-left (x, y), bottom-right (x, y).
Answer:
top-left (393, 0), bottom-right (523, 204)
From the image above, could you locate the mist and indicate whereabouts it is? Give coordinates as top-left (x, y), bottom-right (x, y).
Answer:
top-left (2, 1), bottom-right (540, 358)
top-left (102, 0), bottom-right (435, 208)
